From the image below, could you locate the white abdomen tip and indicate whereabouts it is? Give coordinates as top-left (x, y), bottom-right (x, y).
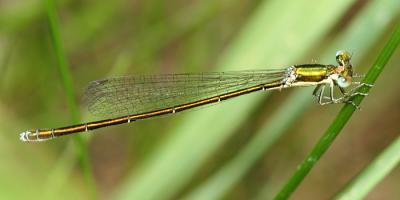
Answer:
top-left (20, 131), bottom-right (30, 142)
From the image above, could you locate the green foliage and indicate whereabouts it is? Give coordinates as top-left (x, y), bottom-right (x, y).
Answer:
top-left (335, 133), bottom-right (400, 199)
top-left (0, 0), bottom-right (399, 200)
top-left (44, 0), bottom-right (96, 198)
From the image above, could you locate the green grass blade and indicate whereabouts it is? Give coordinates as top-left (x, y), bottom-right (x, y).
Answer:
top-left (45, 0), bottom-right (79, 121)
top-left (274, 23), bottom-right (400, 200)
top-left (44, 0), bottom-right (97, 198)
top-left (334, 133), bottom-right (400, 200)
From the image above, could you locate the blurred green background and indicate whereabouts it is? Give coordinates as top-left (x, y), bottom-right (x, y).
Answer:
top-left (0, 0), bottom-right (399, 199)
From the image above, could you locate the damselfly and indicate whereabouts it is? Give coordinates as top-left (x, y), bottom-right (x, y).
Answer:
top-left (20, 50), bottom-right (372, 142)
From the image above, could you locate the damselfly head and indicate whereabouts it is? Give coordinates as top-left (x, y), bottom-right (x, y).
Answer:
top-left (330, 50), bottom-right (354, 88)
top-left (335, 50), bottom-right (353, 77)
top-left (335, 50), bottom-right (352, 67)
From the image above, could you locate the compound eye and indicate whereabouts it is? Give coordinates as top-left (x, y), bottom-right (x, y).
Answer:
top-left (337, 76), bottom-right (351, 88)
top-left (336, 50), bottom-right (351, 66)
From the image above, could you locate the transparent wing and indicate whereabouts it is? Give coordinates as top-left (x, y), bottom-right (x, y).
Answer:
top-left (84, 69), bottom-right (288, 117)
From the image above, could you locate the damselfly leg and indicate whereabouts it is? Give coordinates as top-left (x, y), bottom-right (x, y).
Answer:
top-left (313, 80), bottom-right (373, 108)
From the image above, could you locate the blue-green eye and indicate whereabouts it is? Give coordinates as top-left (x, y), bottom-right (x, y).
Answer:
top-left (337, 76), bottom-right (351, 88)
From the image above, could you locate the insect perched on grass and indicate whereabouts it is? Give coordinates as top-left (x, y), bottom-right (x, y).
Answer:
top-left (20, 50), bottom-right (372, 142)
